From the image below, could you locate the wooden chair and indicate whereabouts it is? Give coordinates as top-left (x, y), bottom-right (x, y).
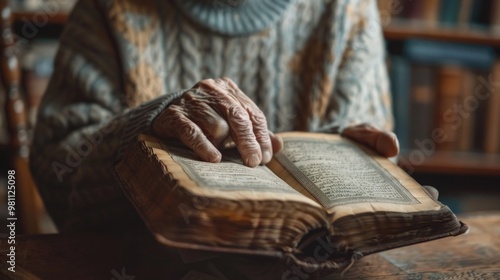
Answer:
top-left (1, 0), bottom-right (55, 234)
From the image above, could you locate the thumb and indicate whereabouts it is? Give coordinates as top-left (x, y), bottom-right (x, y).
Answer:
top-left (341, 124), bottom-right (399, 157)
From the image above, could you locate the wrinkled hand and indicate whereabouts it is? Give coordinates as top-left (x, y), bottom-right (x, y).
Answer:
top-left (152, 77), bottom-right (283, 167)
top-left (341, 124), bottom-right (399, 158)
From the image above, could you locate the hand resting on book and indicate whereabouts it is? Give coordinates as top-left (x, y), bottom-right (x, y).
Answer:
top-left (152, 77), bottom-right (283, 167)
top-left (341, 123), bottom-right (400, 158)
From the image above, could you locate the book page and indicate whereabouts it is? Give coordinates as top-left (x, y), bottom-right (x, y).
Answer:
top-left (168, 146), bottom-right (296, 193)
top-left (142, 135), bottom-right (319, 206)
top-left (274, 132), bottom-right (442, 218)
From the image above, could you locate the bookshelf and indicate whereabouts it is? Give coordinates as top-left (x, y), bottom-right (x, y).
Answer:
top-left (12, 10), bottom-right (68, 25)
top-left (384, 23), bottom-right (500, 47)
top-left (399, 151), bottom-right (500, 176)
top-left (379, 0), bottom-right (500, 177)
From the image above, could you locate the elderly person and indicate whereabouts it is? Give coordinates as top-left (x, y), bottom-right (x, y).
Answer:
top-left (30, 0), bottom-right (398, 232)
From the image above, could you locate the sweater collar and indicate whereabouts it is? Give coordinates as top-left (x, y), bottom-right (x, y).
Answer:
top-left (173, 0), bottom-right (294, 36)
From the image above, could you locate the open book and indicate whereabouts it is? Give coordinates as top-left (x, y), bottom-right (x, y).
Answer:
top-left (115, 132), bottom-right (467, 276)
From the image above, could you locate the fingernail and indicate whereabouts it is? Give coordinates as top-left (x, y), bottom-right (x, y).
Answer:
top-left (389, 132), bottom-right (399, 149)
top-left (246, 154), bottom-right (260, 167)
top-left (208, 151), bottom-right (222, 163)
top-left (262, 150), bottom-right (272, 164)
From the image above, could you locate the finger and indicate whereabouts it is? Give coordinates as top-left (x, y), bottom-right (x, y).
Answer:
top-left (246, 108), bottom-right (273, 164)
top-left (225, 104), bottom-right (262, 167)
top-left (269, 131), bottom-right (283, 154)
top-left (176, 115), bottom-right (222, 163)
top-left (342, 124), bottom-right (399, 157)
top-left (422, 185), bottom-right (439, 200)
top-left (186, 102), bottom-right (230, 148)
top-left (157, 106), bottom-right (222, 163)
top-left (208, 78), bottom-right (264, 167)
top-left (221, 78), bottom-right (273, 164)
top-left (244, 113), bottom-right (274, 164)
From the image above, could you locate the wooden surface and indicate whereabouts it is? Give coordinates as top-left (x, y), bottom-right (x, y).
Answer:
top-left (343, 211), bottom-right (500, 279)
top-left (399, 151), bottom-right (500, 176)
top-left (1, 212), bottom-right (499, 279)
top-left (383, 22), bottom-right (500, 46)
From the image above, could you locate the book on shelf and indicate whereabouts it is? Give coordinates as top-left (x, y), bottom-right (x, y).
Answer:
top-left (115, 132), bottom-right (467, 276)
top-left (491, 0), bottom-right (500, 32)
top-left (435, 66), bottom-right (463, 151)
top-left (455, 69), bottom-right (477, 152)
top-left (402, 0), bottom-right (422, 21)
top-left (409, 64), bottom-right (435, 150)
top-left (421, 0), bottom-right (439, 25)
top-left (470, 69), bottom-right (492, 153)
top-left (438, 0), bottom-right (460, 26)
top-left (389, 56), bottom-right (411, 151)
top-left (484, 61), bottom-right (500, 154)
top-left (458, 0), bottom-right (474, 26)
top-left (469, 0), bottom-right (493, 28)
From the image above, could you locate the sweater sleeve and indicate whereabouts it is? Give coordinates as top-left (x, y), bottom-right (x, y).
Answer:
top-left (29, 0), bottom-right (183, 232)
top-left (318, 0), bottom-right (394, 133)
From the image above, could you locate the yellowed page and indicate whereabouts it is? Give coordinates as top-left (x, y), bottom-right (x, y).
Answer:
top-left (140, 134), bottom-right (320, 207)
top-left (274, 132), bottom-right (442, 221)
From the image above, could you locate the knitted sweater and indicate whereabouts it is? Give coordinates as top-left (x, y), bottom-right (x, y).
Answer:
top-left (30, 0), bottom-right (393, 232)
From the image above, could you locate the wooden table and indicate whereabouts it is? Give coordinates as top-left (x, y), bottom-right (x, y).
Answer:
top-left (1, 212), bottom-right (499, 279)
top-left (343, 211), bottom-right (500, 279)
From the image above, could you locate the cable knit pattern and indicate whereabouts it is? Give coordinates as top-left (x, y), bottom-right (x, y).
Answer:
top-left (257, 28), bottom-right (277, 128)
top-left (239, 36), bottom-right (260, 103)
top-left (30, 0), bottom-right (393, 231)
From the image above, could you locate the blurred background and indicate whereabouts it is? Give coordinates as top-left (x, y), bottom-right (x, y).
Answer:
top-left (379, 0), bottom-right (500, 216)
top-left (0, 0), bottom-right (499, 234)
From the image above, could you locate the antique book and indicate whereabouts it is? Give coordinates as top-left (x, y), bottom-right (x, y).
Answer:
top-left (115, 132), bottom-right (467, 276)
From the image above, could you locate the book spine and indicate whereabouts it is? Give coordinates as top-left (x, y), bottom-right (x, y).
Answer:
top-left (435, 66), bottom-right (464, 151)
top-left (421, 0), bottom-right (440, 25)
top-left (454, 69), bottom-right (477, 152)
top-left (439, 0), bottom-right (460, 26)
top-left (491, 0), bottom-right (500, 34)
top-left (409, 64), bottom-right (435, 150)
top-left (470, 0), bottom-right (493, 28)
top-left (389, 56), bottom-right (411, 152)
top-left (458, 0), bottom-right (474, 26)
top-left (402, 0), bottom-right (422, 20)
top-left (484, 61), bottom-right (500, 154)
